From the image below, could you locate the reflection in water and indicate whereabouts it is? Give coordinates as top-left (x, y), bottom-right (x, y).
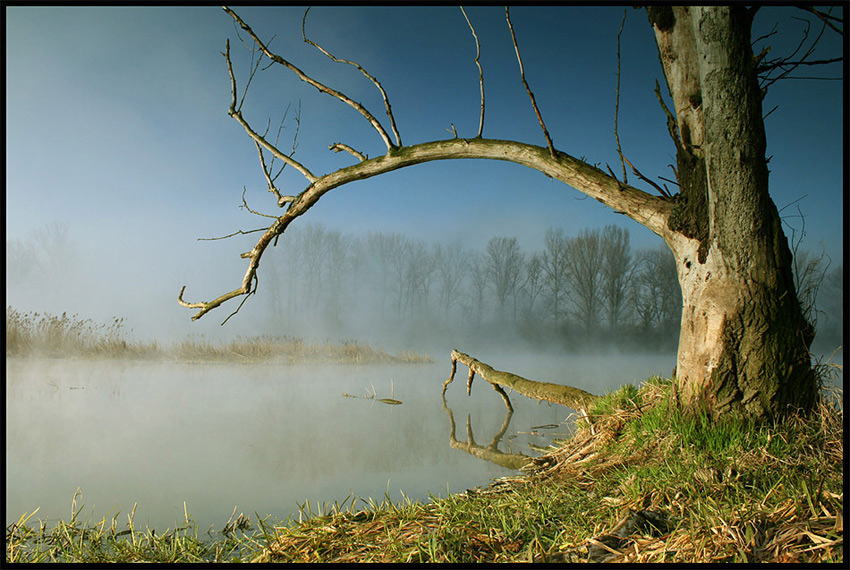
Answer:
top-left (6, 353), bottom-right (684, 531)
top-left (441, 392), bottom-right (531, 470)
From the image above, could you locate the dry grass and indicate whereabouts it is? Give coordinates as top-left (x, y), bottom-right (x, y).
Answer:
top-left (6, 307), bottom-right (432, 364)
top-left (249, 378), bottom-right (843, 563)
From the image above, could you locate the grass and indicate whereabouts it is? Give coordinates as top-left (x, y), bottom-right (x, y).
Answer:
top-left (8, 373), bottom-right (841, 563)
top-left (5, 306), bottom-right (432, 364)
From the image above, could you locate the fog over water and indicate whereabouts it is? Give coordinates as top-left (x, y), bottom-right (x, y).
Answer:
top-left (6, 353), bottom-right (678, 531)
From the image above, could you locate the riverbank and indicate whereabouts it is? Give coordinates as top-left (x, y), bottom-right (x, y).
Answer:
top-left (6, 375), bottom-right (842, 563)
top-left (5, 307), bottom-right (431, 364)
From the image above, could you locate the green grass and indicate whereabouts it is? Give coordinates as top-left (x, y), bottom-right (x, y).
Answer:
top-left (5, 499), bottom-right (266, 563)
top-left (5, 306), bottom-right (432, 364)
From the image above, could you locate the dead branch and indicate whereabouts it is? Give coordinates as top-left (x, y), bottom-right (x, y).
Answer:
top-left (444, 349), bottom-right (598, 411)
top-left (460, 6), bottom-right (485, 138)
top-left (622, 155), bottom-right (672, 198)
top-left (301, 7), bottom-right (402, 147)
top-left (225, 39), bottom-right (317, 183)
top-left (180, 137), bottom-right (673, 320)
top-left (198, 227), bottom-right (266, 241)
top-left (182, 9), bottom-right (674, 321)
top-left (506, 7), bottom-right (555, 158)
top-left (329, 142), bottom-right (367, 162)
top-left (614, 9), bottom-right (628, 182)
top-left (224, 6), bottom-right (397, 151)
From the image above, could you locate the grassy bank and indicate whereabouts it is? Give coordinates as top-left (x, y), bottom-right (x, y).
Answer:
top-left (5, 307), bottom-right (431, 364)
top-left (6, 376), bottom-right (842, 563)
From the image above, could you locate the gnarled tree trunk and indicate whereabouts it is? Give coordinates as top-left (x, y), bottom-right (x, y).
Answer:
top-left (652, 6), bottom-right (817, 418)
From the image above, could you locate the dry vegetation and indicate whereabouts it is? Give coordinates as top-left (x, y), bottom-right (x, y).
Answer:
top-left (5, 307), bottom-right (432, 364)
top-left (248, 377), bottom-right (843, 563)
top-left (6, 377), bottom-right (842, 563)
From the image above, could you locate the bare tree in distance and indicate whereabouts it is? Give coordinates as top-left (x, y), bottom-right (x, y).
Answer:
top-left (600, 225), bottom-right (634, 331)
top-left (484, 236), bottom-right (525, 322)
top-left (180, 6), bottom-right (843, 420)
top-left (564, 228), bottom-right (604, 334)
top-left (541, 228), bottom-right (570, 327)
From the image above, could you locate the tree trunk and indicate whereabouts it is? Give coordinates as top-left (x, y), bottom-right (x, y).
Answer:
top-left (651, 6), bottom-right (817, 419)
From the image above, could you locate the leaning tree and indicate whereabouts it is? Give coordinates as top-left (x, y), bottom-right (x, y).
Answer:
top-left (179, 6), bottom-right (842, 421)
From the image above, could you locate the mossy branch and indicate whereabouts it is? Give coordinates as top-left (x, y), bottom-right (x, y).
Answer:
top-left (444, 349), bottom-right (599, 411)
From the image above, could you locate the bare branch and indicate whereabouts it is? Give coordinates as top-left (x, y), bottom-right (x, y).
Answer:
top-left (180, 137), bottom-right (673, 320)
top-left (653, 79), bottom-right (681, 150)
top-left (614, 9), bottom-right (628, 182)
top-left (225, 40), bottom-right (317, 182)
top-left (198, 227), bottom-right (266, 241)
top-left (622, 154), bottom-right (672, 199)
top-left (301, 7), bottom-right (402, 147)
top-left (254, 141), bottom-right (284, 204)
top-left (798, 6), bottom-right (843, 36)
top-left (460, 6), bottom-right (485, 138)
top-left (329, 142), bottom-right (367, 162)
top-left (223, 6), bottom-right (397, 151)
top-left (505, 7), bottom-right (555, 158)
top-left (240, 187), bottom-right (277, 219)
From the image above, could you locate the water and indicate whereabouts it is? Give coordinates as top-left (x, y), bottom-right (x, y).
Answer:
top-left (5, 352), bottom-right (677, 531)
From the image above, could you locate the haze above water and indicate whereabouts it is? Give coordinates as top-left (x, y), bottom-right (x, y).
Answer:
top-left (7, 352), bottom-right (685, 531)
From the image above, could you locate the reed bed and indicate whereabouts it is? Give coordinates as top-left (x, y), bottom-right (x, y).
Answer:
top-left (6, 307), bottom-right (432, 364)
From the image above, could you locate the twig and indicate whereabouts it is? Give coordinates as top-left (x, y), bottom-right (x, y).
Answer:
top-left (329, 142), bottom-right (367, 162)
top-left (301, 7), bottom-right (402, 147)
top-left (460, 6), bottom-right (485, 138)
top-left (240, 187), bottom-right (278, 218)
top-left (223, 7), bottom-right (396, 151)
top-left (622, 155), bottom-right (672, 198)
top-left (506, 7), bottom-right (555, 158)
top-left (614, 9), bottom-right (628, 182)
top-left (198, 228), bottom-right (267, 241)
top-left (225, 39), bottom-right (317, 183)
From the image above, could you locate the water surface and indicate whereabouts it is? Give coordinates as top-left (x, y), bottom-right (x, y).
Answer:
top-left (6, 353), bottom-right (678, 530)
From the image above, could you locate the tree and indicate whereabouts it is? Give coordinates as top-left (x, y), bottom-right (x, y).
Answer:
top-left (180, 6), bottom-right (842, 421)
top-left (564, 228), bottom-right (604, 334)
top-left (484, 236), bottom-right (525, 321)
top-left (600, 225), bottom-right (633, 331)
top-left (541, 228), bottom-right (570, 326)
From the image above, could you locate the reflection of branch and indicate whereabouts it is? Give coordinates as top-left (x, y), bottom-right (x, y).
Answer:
top-left (506, 7), bottom-right (555, 158)
top-left (441, 392), bottom-right (531, 470)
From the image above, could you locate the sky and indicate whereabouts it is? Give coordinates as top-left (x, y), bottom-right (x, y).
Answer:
top-left (5, 5), bottom-right (845, 343)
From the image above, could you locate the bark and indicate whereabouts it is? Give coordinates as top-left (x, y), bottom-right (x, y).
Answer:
top-left (652, 6), bottom-right (817, 418)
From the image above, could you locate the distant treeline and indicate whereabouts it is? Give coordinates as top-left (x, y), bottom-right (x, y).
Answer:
top-left (255, 223), bottom-right (843, 351)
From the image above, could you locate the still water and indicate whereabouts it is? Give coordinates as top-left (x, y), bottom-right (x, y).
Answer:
top-left (6, 352), bottom-right (677, 531)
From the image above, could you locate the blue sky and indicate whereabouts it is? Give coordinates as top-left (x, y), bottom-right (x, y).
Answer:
top-left (5, 5), bottom-right (844, 341)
